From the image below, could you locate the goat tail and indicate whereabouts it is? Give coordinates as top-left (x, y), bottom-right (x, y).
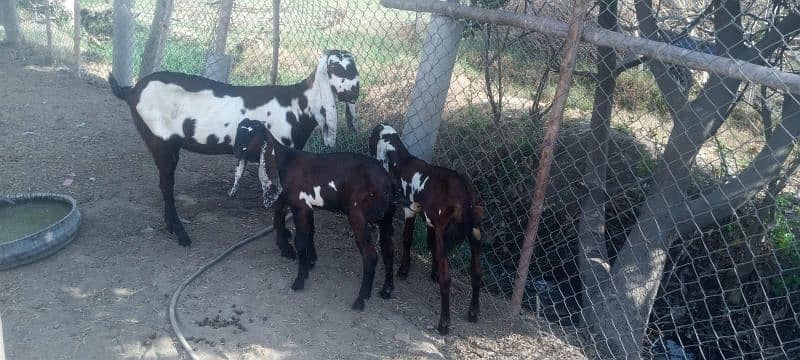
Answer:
top-left (108, 73), bottom-right (134, 101)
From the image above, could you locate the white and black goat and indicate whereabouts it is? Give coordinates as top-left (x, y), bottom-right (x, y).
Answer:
top-left (108, 50), bottom-right (360, 247)
top-left (236, 119), bottom-right (399, 310)
top-left (369, 124), bottom-right (485, 335)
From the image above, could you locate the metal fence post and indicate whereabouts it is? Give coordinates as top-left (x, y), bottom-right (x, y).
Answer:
top-left (140, 0), bottom-right (174, 78)
top-left (270, 0), bottom-right (280, 85)
top-left (397, 0), bottom-right (463, 162)
top-left (0, 0), bottom-right (22, 46)
top-left (204, 0), bottom-right (234, 82)
top-left (112, 0), bottom-right (134, 85)
top-left (509, 0), bottom-right (589, 316)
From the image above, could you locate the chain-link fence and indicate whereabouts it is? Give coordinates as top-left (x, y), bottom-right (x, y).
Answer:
top-left (4, 0), bottom-right (800, 358)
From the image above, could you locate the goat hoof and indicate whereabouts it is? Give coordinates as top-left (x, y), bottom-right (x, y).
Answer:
top-left (291, 278), bottom-right (305, 291)
top-left (430, 271), bottom-right (439, 283)
top-left (397, 267), bottom-right (409, 280)
top-left (467, 309), bottom-right (479, 323)
top-left (379, 286), bottom-right (392, 299)
top-left (351, 298), bottom-right (365, 311)
top-left (437, 323), bottom-right (450, 335)
top-left (280, 247), bottom-right (297, 260)
top-left (177, 233), bottom-right (192, 247)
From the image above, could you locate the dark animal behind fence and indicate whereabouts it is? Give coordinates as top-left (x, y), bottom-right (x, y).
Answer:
top-left (108, 50), bottom-right (360, 247)
top-left (369, 123), bottom-right (485, 335)
top-left (237, 119), bottom-right (399, 311)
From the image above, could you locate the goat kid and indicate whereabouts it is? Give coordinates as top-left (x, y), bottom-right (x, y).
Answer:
top-left (109, 50), bottom-right (360, 247)
top-left (369, 124), bottom-right (485, 335)
top-left (237, 119), bottom-right (399, 310)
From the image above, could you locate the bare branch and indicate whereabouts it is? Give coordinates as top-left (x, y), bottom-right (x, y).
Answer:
top-left (380, 0), bottom-right (800, 93)
top-left (675, 93), bottom-right (800, 235)
top-left (614, 56), bottom-right (647, 75)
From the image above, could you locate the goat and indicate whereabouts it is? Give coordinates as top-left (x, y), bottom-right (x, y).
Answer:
top-left (368, 124), bottom-right (484, 335)
top-left (108, 50), bottom-right (360, 247)
top-left (235, 118), bottom-right (398, 310)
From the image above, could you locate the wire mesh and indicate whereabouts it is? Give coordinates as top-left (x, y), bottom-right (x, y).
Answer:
top-left (6, 0), bottom-right (800, 358)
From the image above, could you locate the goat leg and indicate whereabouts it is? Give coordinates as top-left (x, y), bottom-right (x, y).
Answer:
top-left (274, 192), bottom-right (297, 259)
top-left (433, 227), bottom-right (451, 335)
top-left (290, 208), bottom-right (314, 291)
top-left (152, 139), bottom-right (191, 246)
top-left (427, 226), bottom-right (439, 283)
top-left (307, 213), bottom-right (317, 270)
top-left (467, 236), bottom-right (482, 323)
top-left (350, 211), bottom-right (378, 311)
top-left (397, 215), bottom-right (415, 279)
top-left (378, 205), bottom-right (395, 299)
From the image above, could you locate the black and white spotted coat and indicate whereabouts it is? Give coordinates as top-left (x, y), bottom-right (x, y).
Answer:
top-left (109, 50), bottom-right (360, 246)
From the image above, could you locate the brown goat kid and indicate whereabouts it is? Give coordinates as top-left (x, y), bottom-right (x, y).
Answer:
top-left (368, 124), bottom-right (485, 335)
top-left (236, 119), bottom-right (398, 311)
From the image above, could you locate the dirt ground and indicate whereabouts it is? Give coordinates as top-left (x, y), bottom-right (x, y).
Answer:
top-left (0, 46), bottom-right (585, 359)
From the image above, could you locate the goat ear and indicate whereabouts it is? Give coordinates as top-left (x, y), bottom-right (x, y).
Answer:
top-left (315, 53), bottom-right (338, 147)
top-left (368, 131), bottom-right (378, 158)
top-left (386, 150), bottom-right (401, 172)
top-left (368, 124), bottom-right (385, 157)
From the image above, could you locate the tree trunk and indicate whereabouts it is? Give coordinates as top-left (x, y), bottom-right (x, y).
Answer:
top-left (381, 0), bottom-right (800, 353)
top-left (45, 0), bottom-right (53, 63)
top-left (380, 0), bottom-right (800, 93)
top-left (72, 0), bottom-right (80, 75)
top-left (203, 0), bottom-right (234, 82)
top-left (745, 85), bottom-right (800, 247)
top-left (585, 0), bottom-right (800, 355)
top-left (112, 0), bottom-right (134, 86)
top-left (139, 0), bottom-right (174, 78)
top-left (269, 0), bottom-right (280, 85)
top-left (0, 0), bottom-right (21, 46)
top-left (400, 0), bottom-right (463, 162)
top-left (747, 153), bottom-right (800, 245)
top-left (576, 0), bottom-right (616, 341)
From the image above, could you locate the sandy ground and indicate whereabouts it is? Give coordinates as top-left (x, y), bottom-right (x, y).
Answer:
top-left (0, 46), bottom-right (585, 359)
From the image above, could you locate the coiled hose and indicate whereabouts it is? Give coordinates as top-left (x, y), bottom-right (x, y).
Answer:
top-left (169, 214), bottom-right (291, 360)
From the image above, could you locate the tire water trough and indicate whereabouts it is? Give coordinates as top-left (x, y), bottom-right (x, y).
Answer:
top-left (0, 193), bottom-right (81, 270)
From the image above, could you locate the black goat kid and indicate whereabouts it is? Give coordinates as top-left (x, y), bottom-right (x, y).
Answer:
top-left (369, 124), bottom-right (484, 334)
top-left (237, 119), bottom-right (398, 310)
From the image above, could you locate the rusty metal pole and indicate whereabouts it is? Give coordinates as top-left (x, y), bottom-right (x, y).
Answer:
top-left (73, 0), bottom-right (81, 76)
top-left (509, 0), bottom-right (590, 316)
top-left (45, 0), bottom-right (53, 63)
top-left (269, 0), bottom-right (280, 85)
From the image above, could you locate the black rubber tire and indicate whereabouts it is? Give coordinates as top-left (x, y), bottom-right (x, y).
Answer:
top-left (0, 193), bottom-right (81, 271)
